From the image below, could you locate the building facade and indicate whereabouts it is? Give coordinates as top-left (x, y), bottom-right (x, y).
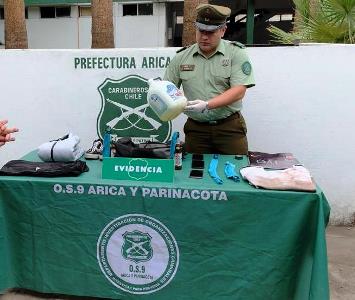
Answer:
top-left (0, 0), bottom-right (184, 49)
top-left (0, 0), bottom-right (293, 49)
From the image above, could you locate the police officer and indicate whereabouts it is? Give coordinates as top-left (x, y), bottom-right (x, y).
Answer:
top-left (164, 4), bottom-right (255, 154)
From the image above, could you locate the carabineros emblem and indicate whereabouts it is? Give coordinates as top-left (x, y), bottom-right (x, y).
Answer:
top-left (97, 214), bottom-right (180, 295)
top-left (122, 230), bottom-right (153, 263)
top-left (97, 75), bottom-right (171, 143)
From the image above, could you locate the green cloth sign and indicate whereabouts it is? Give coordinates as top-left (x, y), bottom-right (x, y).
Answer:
top-left (102, 157), bottom-right (174, 183)
top-left (0, 153), bottom-right (330, 299)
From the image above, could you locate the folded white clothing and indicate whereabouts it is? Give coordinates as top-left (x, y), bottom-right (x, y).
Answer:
top-left (37, 133), bottom-right (84, 162)
top-left (240, 165), bottom-right (316, 192)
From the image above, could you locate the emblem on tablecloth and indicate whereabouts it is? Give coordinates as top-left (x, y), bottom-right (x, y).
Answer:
top-left (97, 214), bottom-right (179, 294)
top-left (122, 230), bottom-right (153, 263)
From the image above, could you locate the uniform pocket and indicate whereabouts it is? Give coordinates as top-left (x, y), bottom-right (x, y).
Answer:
top-left (211, 66), bottom-right (231, 88)
top-left (180, 70), bottom-right (196, 82)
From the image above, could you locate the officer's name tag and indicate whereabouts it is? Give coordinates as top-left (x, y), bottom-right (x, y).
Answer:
top-left (180, 64), bottom-right (195, 71)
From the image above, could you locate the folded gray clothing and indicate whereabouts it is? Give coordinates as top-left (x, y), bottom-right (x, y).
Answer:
top-left (38, 133), bottom-right (84, 162)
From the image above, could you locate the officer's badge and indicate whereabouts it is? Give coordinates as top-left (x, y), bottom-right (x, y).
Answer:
top-left (242, 61), bottom-right (252, 75)
top-left (222, 59), bottom-right (230, 67)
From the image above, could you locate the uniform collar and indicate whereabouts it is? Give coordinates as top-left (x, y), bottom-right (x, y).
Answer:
top-left (193, 40), bottom-right (225, 58)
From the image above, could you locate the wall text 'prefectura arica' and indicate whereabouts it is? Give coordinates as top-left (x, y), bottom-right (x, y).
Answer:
top-left (74, 56), bottom-right (171, 69)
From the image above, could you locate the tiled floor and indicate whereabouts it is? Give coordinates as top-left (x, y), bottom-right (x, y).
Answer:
top-left (327, 226), bottom-right (355, 300)
top-left (1, 226), bottom-right (354, 300)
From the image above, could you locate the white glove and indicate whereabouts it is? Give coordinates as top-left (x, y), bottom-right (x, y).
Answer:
top-left (184, 100), bottom-right (208, 113)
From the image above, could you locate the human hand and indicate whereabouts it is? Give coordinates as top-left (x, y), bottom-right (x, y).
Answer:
top-left (0, 120), bottom-right (19, 147)
top-left (184, 100), bottom-right (208, 113)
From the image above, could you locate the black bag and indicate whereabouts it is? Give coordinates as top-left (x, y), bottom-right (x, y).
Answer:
top-left (112, 137), bottom-right (170, 159)
top-left (0, 160), bottom-right (89, 177)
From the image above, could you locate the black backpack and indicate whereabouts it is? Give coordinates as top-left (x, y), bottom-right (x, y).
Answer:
top-left (112, 137), bottom-right (171, 159)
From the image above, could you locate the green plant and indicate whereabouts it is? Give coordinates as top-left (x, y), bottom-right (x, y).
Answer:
top-left (268, 0), bottom-right (355, 44)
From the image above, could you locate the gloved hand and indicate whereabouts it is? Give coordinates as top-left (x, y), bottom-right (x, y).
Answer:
top-left (184, 100), bottom-right (208, 113)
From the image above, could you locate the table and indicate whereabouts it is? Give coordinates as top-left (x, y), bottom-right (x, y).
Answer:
top-left (0, 152), bottom-right (330, 299)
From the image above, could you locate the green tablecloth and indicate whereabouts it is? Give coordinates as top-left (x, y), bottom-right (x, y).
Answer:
top-left (0, 153), bottom-right (330, 299)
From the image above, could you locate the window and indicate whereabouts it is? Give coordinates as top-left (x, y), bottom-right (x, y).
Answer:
top-left (281, 14), bottom-right (293, 21)
top-left (40, 7), bottom-right (55, 18)
top-left (235, 14), bottom-right (247, 22)
top-left (55, 6), bottom-right (71, 17)
top-left (138, 3), bottom-right (153, 16)
top-left (25, 8), bottom-right (28, 19)
top-left (40, 6), bottom-right (71, 18)
top-left (176, 16), bottom-right (183, 24)
top-left (123, 4), bottom-right (137, 16)
top-left (235, 14), bottom-right (259, 23)
top-left (268, 14), bottom-right (294, 22)
top-left (79, 6), bottom-right (91, 17)
top-left (268, 15), bottom-right (281, 22)
top-left (123, 3), bottom-right (153, 16)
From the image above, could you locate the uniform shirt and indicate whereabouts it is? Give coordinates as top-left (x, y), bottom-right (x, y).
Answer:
top-left (164, 39), bottom-right (255, 122)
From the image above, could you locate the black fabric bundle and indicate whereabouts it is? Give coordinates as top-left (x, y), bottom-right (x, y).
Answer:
top-left (112, 137), bottom-right (170, 159)
top-left (0, 160), bottom-right (89, 177)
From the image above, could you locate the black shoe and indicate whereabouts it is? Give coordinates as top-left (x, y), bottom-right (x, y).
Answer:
top-left (85, 139), bottom-right (103, 160)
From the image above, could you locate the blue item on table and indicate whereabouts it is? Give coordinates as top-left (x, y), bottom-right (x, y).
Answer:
top-left (224, 161), bottom-right (240, 182)
top-left (102, 126), bottom-right (112, 158)
top-left (208, 154), bottom-right (223, 185)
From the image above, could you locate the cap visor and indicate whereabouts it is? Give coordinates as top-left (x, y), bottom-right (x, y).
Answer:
top-left (195, 22), bottom-right (220, 32)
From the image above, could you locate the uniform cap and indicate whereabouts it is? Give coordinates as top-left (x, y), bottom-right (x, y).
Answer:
top-left (195, 4), bottom-right (231, 32)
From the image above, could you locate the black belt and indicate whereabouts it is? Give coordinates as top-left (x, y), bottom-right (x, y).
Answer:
top-left (189, 111), bottom-right (240, 125)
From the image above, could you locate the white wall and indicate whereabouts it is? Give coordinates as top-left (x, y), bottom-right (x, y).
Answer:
top-left (116, 3), bottom-right (167, 48)
top-left (0, 6), bottom-right (91, 49)
top-left (27, 19), bottom-right (80, 48)
top-left (0, 45), bottom-right (354, 225)
top-left (244, 44), bottom-right (355, 225)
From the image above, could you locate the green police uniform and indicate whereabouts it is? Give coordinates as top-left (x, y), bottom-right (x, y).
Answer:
top-left (164, 4), bottom-right (255, 154)
top-left (164, 40), bottom-right (255, 122)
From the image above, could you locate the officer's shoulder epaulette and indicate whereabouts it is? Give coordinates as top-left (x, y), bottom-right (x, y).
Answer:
top-left (230, 41), bottom-right (246, 49)
top-left (176, 45), bottom-right (191, 53)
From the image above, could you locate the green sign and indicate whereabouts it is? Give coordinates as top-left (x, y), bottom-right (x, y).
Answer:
top-left (102, 157), bottom-right (174, 183)
top-left (97, 75), bottom-right (172, 143)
